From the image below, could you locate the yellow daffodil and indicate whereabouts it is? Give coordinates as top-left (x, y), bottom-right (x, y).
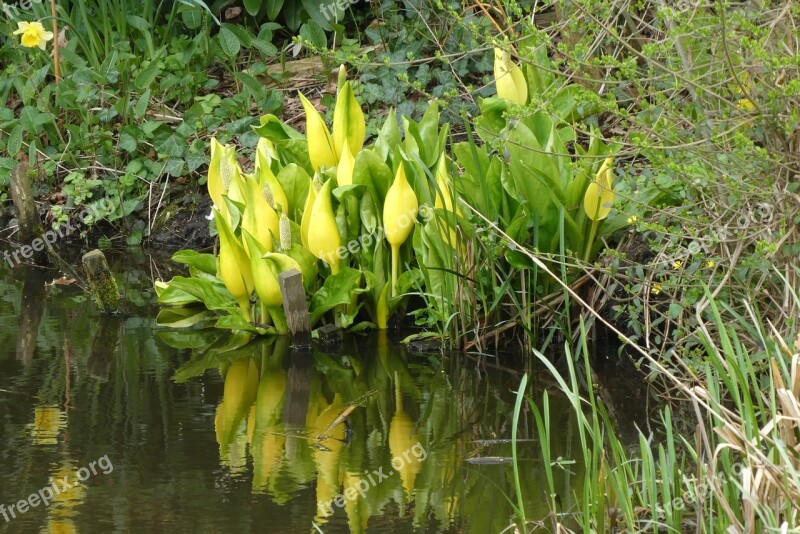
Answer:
top-left (493, 47), bottom-right (528, 105)
top-left (14, 21), bottom-right (53, 50)
top-left (307, 179), bottom-right (341, 273)
top-left (214, 208), bottom-right (254, 321)
top-left (332, 80), bottom-right (366, 158)
top-left (336, 141), bottom-right (355, 186)
top-left (384, 164), bottom-right (418, 296)
top-left (299, 92), bottom-right (338, 171)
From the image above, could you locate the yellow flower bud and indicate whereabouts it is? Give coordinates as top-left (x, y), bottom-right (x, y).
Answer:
top-left (493, 47), bottom-right (528, 105)
top-left (306, 179), bottom-right (341, 273)
top-left (336, 141), bottom-right (355, 186)
top-left (214, 208), bottom-right (254, 321)
top-left (299, 92), bottom-right (338, 171)
top-left (384, 164), bottom-right (418, 247)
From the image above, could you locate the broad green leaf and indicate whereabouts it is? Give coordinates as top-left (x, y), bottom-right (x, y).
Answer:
top-left (218, 26), bottom-right (241, 58)
top-left (310, 266), bottom-right (365, 324)
top-left (6, 124), bottom-right (22, 156)
top-left (172, 250), bottom-right (217, 275)
top-left (275, 163), bottom-right (310, 219)
top-left (135, 60), bottom-right (162, 90)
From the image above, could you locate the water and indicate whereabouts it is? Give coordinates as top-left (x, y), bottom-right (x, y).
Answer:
top-left (0, 250), bottom-right (637, 533)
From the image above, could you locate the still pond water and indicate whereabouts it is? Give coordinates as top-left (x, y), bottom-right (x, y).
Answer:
top-left (0, 250), bottom-right (645, 533)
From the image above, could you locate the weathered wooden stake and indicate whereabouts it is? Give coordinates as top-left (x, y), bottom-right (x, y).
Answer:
top-left (82, 249), bottom-right (121, 314)
top-left (279, 269), bottom-right (311, 348)
top-left (9, 159), bottom-right (47, 264)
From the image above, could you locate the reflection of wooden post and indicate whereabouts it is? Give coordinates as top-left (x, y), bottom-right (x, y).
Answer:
top-left (82, 250), bottom-right (120, 314)
top-left (87, 316), bottom-right (121, 381)
top-left (282, 348), bottom-right (311, 461)
top-left (16, 268), bottom-right (47, 365)
top-left (279, 269), bottom-right (310, 348)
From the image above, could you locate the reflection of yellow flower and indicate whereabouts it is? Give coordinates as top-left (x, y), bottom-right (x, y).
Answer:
top-left (28, 405), bottom-right (66, 445)
top-left (652, 283), bottom-right (662, 295)
top-left (14, 21), bottom-right (54, 50)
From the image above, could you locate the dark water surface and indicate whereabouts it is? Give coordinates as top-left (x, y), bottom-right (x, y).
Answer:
top-left (0, 250), bottom-right (645, 533)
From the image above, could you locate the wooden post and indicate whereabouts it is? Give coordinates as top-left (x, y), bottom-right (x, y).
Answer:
top-left (16, 267), bottom-right (47, 365)
top-left (82, 249), bottom-right (121, 314)
top-left (279, 269), bottom-right (311, 348)
top-left (9, 159), bottom-right (47, 264)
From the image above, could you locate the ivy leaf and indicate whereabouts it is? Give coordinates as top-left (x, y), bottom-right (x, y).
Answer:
top-left (155, 133), bottom-right (186, 157)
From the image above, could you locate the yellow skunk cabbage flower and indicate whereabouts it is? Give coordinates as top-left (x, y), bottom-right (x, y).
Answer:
top-left (583, 157), bottom-right (615, 221)
top-left (434, 155), bottom-right (462, 250)
top-left (332, 80), bottom-right (366, 158)
top-left (256, 149), bottom-right (288, 213)
top-left (14, 21), bottom-right (53, 49)
top-left (215, 208), bottom-right (254, 321)
top-left (255, 137), bottom-right (277, 169)
top-left (240, 173), bottom-right (278, 256)
top-left (337, 141), bottom-right (355, 186)
top-left (384, 164), bottom-right (418, 296)
top-left (299, 92), bottom-right (338, 171)
top-left (307, 179), bottom-right (341, 273)
top-left (242, 229), bottom-right (283, 309)
top-left (493, 47), bottom-right (528, 105)
top-left (300, 175), bottom-right (317, 250)
top-left (208, 138), bottom-right (236, 220)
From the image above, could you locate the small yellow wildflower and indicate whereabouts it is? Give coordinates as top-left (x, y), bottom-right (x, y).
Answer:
top-left (736, 98), bottom-right (755, 112)
top-left (706, 260), bottom-right (715, 268)
top-left (672, 260), bottom-right (683, 270)
top-left (652, 283), bottom-right (662, 295)
top-left (13, 21), bottom-right (54, 50)
top-left (627, 215), bottom-right (638, 224)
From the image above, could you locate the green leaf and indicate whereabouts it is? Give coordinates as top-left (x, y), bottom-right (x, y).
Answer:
top-left (353, 149), bottom-right (392, 208)
top-left (172, 250), bottom-right (218, 275)
top-left (266, 0), bottom-right (284, 19)
top-left (275, 164), bottom-right (310, 218)
top-left (166, 276), bottom-right (236, 311)
top-left (155, 133), bottom-right (186, 157)
top-left (180, 7), bottom-right (203, 29)
top-left (135, 60), bottom-right (162, 90)
top-left (310, 266), bottom-right (364, 324)
top-left (134, 89), bottom-right (150, 119)
top-left (127, 15), bottom-right (151, 32)
top-left (243, 0), bottom-right (262, 16)
top-left (235, 71), bottom-right (264, 96)
top-left (299, 19), bottom-right (327, 50)
top-left (218, 26), bottom-right (241, 58)
top-left (6, 124), bottom-right (22, 156)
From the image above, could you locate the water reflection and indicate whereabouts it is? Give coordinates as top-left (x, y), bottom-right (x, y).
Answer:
top-left (168, 332), bottom-right (589, 533)
top-left (0, 257), bottom-right (608, 533)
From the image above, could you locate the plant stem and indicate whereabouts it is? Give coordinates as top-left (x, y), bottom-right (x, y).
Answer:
top-left (50, 0), bottom-right (59, 82)
top-left (391, 243), bottom-right (399, 298)
top-left (583, 218), bottom-right (600, 263)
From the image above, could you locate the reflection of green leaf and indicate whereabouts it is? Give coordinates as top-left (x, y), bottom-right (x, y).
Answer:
top-left (157, 329), bottom-right (220, 351)
top-left (215, 315), bottom-right (273, 335)
top-left (156, 307), bottom-right (213, 328)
